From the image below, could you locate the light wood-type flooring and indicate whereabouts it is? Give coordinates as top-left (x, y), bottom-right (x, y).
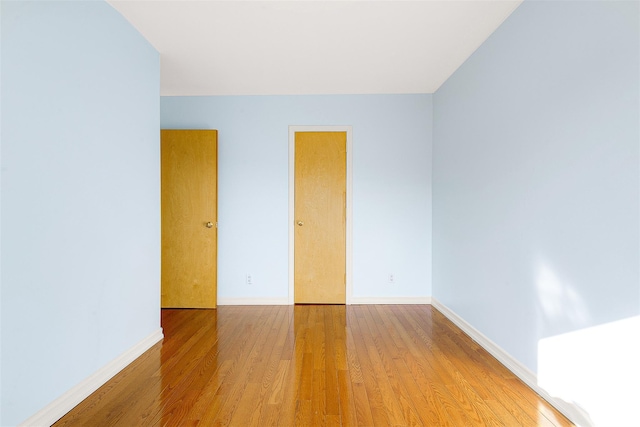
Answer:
top-left (53, 305), bottom-right (574, 426)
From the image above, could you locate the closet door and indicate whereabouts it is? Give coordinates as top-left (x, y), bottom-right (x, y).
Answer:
top-left (161, 130), bottom-right (217, 308)
top-left (294, 131), bottom-right (346, 304)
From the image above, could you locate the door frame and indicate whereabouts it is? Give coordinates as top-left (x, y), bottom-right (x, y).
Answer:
top-left (288, 125), bottom-right (353, 305)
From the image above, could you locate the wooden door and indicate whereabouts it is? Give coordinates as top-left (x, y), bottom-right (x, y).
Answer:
top-left (161, 130), bottom-right (217, 308)
top-left (294, 131), bottom-right (346, 304)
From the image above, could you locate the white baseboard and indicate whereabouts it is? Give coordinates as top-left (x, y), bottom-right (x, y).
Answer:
top-left (349, 296), bottom-right (432, 305)
top-left (20, 328), bottom-right (164, 427)
top-left (430, 298), bottom-right (592, 427)
top-left (218, 297), bottom-right (289, 306)
top-left (218, 297), bottom-right (432, 306)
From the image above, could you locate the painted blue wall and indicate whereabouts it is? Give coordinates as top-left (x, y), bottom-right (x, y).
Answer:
top-left (0, 3), bottom-right (3, 422)
top-left (1, 2), bottom-right (160, 425)
top-left (161, 95), bottom-right (432, 302)
top-left (433, 0), bottom-right (639, 422)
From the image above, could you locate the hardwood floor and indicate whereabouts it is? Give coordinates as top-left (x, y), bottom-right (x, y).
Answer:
top-left (53, 305), bottom-right (574, 426)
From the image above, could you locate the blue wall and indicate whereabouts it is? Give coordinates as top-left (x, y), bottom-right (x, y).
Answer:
top-left (0, 3), bottom-right (3, 420)
top-left (433, 1), bottom-right (639, 423)
top-left (1, 2), bottom-right (160, 425)
top-left (162, 95), bottom-right (433, 302)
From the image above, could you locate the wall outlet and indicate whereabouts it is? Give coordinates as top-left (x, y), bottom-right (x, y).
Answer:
top-left (388, 274), bottom-right (395, 284)
top-left (246, 273), bottom-right (253, 285)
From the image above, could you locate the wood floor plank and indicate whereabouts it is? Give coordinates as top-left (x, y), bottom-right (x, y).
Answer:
top-left (372, 306), bottom-right (445, 426)
top-left (53, 305), bottom-right (575, 427)
top-left (252, 307), bottom-right (292, 425)
top-left (205, 306), bottom-right (277, 426)
top-left (344, 323), bottom-right (375, 426)
top-left (361, 306), bottom-right (421, 426)
top-left (336, 369), bottom-right (359, 427)
top-left (348, 307), bottom-right (393, 427)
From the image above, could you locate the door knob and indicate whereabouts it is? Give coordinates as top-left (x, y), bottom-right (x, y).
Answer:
top-left (297, 221), bottom-right (304, 226)
top-left (206, 222), bottom-right (214, 228)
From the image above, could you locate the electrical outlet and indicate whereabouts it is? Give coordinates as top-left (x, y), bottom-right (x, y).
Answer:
top-left (246, 273), bottom-right (253, 285)
top-left (388, 274), bottom-right (395, 284)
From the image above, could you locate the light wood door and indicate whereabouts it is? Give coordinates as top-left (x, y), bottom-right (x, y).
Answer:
top-left (294, 131), bottom-right (346, 304)
top-left (161, 130), bottom-right (217, 308)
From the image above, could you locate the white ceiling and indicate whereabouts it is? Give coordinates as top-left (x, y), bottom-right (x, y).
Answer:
top-left (108, 0), bottom-right (522, 96)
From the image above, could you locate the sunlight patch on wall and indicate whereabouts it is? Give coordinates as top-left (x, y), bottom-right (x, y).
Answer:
top-left (538, 315), bottom-right (640, 427)
top-left (536, 262), bottom-right (589, 327)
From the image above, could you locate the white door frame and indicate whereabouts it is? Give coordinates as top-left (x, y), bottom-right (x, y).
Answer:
top-left (288, 125), bottom-right (353, 305)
